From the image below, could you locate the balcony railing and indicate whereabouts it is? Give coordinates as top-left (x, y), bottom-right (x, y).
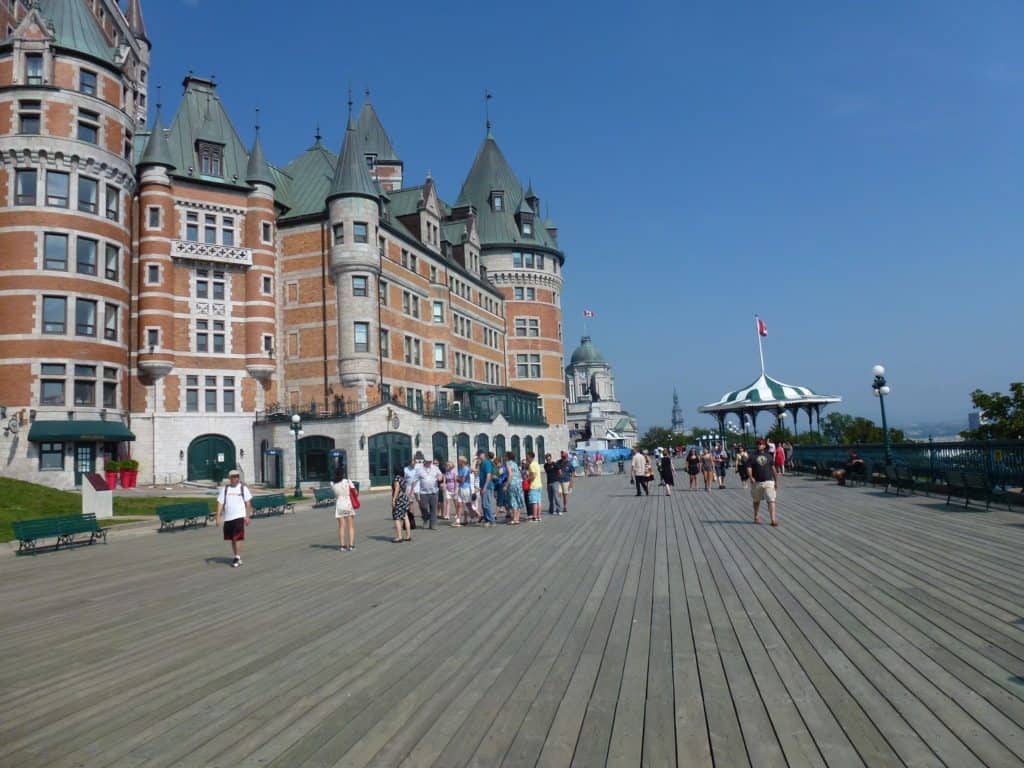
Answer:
top-left (171, 239), bottom-right (253, 267)
top-left (256, 394), bottom-right (548, 428)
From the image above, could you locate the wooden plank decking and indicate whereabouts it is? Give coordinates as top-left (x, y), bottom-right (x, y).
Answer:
top-left (1, 474), bottom-right (1023, 767)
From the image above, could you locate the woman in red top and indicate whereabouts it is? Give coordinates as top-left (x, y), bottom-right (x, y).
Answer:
top-left (774, 442), bottom-right (786, 475)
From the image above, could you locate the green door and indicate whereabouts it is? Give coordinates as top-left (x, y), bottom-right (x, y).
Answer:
top-left (73, 442), bottom-right (95, 486)
top-left (368, 432), bottom-right (412, 487)
top-left (431, 432), bottom-right (448, 464)
top-left (188, 434), bottom-right (236, 482)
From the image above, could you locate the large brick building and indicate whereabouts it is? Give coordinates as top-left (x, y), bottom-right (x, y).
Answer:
top-left (0, 0), bottom-right (568, 490)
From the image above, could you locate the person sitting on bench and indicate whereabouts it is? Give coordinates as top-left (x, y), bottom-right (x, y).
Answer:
top-left (833, 450), bottom-right (865, 486)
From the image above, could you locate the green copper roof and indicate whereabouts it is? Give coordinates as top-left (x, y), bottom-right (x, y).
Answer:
top-left (37, 0), bottom-right (115, 66)
top-left (162, 76), bottom-right (251, 189)
top-left (387, 186), bottom-right (424, 218)
top-left (280, 139), bottom-right (336, 220)
top-left (355, 101), bottom-right (400, 163)
top-left (328, 116), bottom-right (381, 202)
top-left (246, 130), bottom-right (276, 188)
top-left (455, 133), bottom-right (561, 255)
top-left (568, 336), bottom-right (607, 367)
top-left (138, 107), bottom-right (174, 168)
top-left (441, 220), bottom-right (468, 245)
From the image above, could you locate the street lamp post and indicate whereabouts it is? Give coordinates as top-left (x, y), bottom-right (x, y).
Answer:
top-left (291, 413), bottom-right (304, 497)
top-left (871, 364), bottom-right (892, 465)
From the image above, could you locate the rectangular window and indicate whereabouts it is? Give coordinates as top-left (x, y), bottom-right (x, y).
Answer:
top-left (513, 252), bottom-right (522, 268)
top-left (44, 233), bottom-right (68, 271)
top-left (105, 185), bottom-right (119, 222)
top-left (537, 255), bottom-right (545, 269)
top-left (186, 211), bottom-right (198, 241)
top-left (104, 303), bottom-right (117, 340)
top-left (261, 275), bottom-right (272, 294)
top-left (413, 339), bottom-right (421, 366)
top-left (42, 296), bottom-right (65, 334)
top-left (332, 223), bottom-right (344, 244)
top-left (223, 388), bottom-right (235, 413)
top-left (378, 280), bottom-right (388, 305)
top-left (212, 272), bottom-right (225, 301)
top-left (212, 324), bottom-right (225, 354)
top-left (287, 331), bottom-right (299, 358)
top-left (429, 265), bottom-right (437, 283)
top-left (105, 244), bottom-right (119, 281)
top-left (46, 171), bottom-right (69, 207)
top-left (103, 381), bottom-right (117, 408)
top-left (76, 237), bottom-right (97, 275)
top-left (434, 343), bottom-right (446, 369)
top-left (124, 130), bottom-right (133, 161)
top-left (353, 322), bottom-right (370, 353)
top-left (40, 379), bottom-right (65, 405)
top-left (353, 222), bottom-right (368, 243)
top-left (222, 216), bottom-right (235, 246)
top-left (39, 443), bottom-right (65, 470)
top-left (147, 207), bottom-right (161, 228)
top-left (75, 298), bottom-right (97, 336)
top-left (25, 53), bottom-right (42, 86)
top-left (432, 301), bottom-right (444, 323)
top-left (198, 142), bottom-right (223, 177)
top-left (146, 264), bottom-right (159, 284)
top-left (408, 253), bottom-right (417, 272)
top-left (186, 389), bottom-right (198, 412)
top-left (263, 334), bottom-right (274, 354)
top-left (41, 363), bottom-right (65, 376)
top-left (205, 388), bottom-right (217, 411)
top-left (404, 336), bottom-right (412, 364)
top-left (196, 319), bottom-right (208, 352)
top-left (18, 100), bottom-right (41, 134)
top-left (79, 69), bottom-right (97, 96)
top-left (262, 221), bottom-right (273, 244)
top-left (78, 109), bottom-right (99, 144)
top-left (204, 215), bottom-right (217, 244)
top-left (146, 328), bottom-right (159, 348)
top-left (525, 252), bottom-right (535, 268)
top-left (74, 377), bottom-right (96, 407)
top-left (15, 169), bottom-right (37, 205)
top-left (352, 276), bottom-right (368, 297)
top-left (516, 353), bottom-right (542, 379)
top-left (380, 329), bottom-right (389, 357)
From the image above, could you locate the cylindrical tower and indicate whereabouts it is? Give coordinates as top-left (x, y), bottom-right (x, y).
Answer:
top-left (243, 130), bottom-right (277, 388)
top-left (326, 114), bottom-right (382, 405)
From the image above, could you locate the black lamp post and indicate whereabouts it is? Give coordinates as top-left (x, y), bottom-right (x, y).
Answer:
top-left (291, 413), bottom-right (304, 497)
top-left (871, 364), bottom-right (892, 465)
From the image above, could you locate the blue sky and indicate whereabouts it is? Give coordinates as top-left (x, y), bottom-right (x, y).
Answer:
top-left (146, 0), bottom-right (1023, 433)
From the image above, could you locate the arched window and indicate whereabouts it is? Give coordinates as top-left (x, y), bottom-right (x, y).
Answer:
top-left (493, 434), bottom-right (506, 459)
top-left (455, 433), bottom-right (471, 461)
top-left (475, 433), bottom-right (489, 455)
top-left (524, 435), bottom-right (534, 457)
top-left (510, 435), bottom-right (520, 462)
top-left (536, 436), bottom-right (546, 460)
top-left (432, 431), bottom-right (448, 464)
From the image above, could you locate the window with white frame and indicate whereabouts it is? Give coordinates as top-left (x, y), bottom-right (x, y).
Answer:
top-left (46, 171), bottom-right (69, 208)
top-left (18, 100), bottom-right (41, 134)
top-left (105, 244), bottom-right (119, 281)
top-left (516, 353), bottom-right (541, 379)
top-left (262, 221), bottom-right (273, 244)
top-left (332, 223), bottom-right (344, 244)
top-left (14, 169), bottom-right (36, 205)
top-left (77, 109), bottom-right (99, 144)
top-left (197, 142), bottom-right (223, 177)
top-left (79, 68), bottom-right (97, 96)
top-left (76, 237), bottom-right (97, 275)
top-left (378, 279), bottom-right (388, 305)
top-left (353, 322), bottom-right (370, 353)
top-left (380, 329), bottom-right (389, 358)
top-left (515, 317), bottom-right (539, 337)
top-left (146, 264), bottom-right (160, 284)
top-left (513, 286), bottom-right (536, 301)
top-left (44, 233), bottom-right (68, 271)
top-left (432, 301), bottom-right (444, 323)
top-left (73, 364), bottom-right (96, 406)
top-left (77, 176), bottom-right (98, 213)
top-left (42, 296), bottom-right (66, 334)
top-left (261, 275), bottom-right (272, 295)
top-left (40, 363), bottom-right (66, 406)
top-left (352, 276), bottom-right (368, 297)
top-left (353, 222), bottom-right (368, 243)
top-left (434, 343), bottom-right (446, 369)
top-left (103, 367), bottom-right (118, 408)
top-left (104, 303), bottom-right (118, 341)
top-left (24, 54), bottom-right (43, 86)
top-left (105, 185), bottom-right (119, 222)
top-left (146, 327), bottom-right (159, 349)
top-left (75, 298), bottom-right (97, 337)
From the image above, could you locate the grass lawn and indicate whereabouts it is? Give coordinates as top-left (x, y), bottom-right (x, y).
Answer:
top-left (0, 478), bottom-right (215, 543)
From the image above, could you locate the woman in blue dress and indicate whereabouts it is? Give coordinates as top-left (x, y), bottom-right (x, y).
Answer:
top-left (504, 451), bottom-right (525, 525)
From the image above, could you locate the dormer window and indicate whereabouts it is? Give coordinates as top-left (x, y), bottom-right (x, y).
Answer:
top-left (522, 220), bottom-right (533, 236)
top-left (197, 141), bottom-right (223, 178)
top-left (25, 53), bottom-right (43, 86)
top-left (365, 154), bottom-right (377, 169)
top-left (491, 191), bottom-right (504, 212)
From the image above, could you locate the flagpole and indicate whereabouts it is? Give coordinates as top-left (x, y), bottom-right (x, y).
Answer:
top-left (755, 314), bottom-right (766, 376)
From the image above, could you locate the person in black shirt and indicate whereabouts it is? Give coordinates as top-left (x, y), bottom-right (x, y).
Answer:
top-left (749, 437), bottom-right (779, 526)
top-left (543, 453), bottom-right (563, 515)
top-left (556, 452), bottom-right (574, 513)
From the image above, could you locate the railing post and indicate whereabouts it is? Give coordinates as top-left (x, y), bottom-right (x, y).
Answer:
top-left (928, 435), bottom-right (934, 484)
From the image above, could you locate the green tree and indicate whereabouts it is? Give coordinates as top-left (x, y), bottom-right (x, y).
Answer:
top-left (960, 383), bottom-right (1024, 439)
top-left (821, 412), bottom-right (855, 444)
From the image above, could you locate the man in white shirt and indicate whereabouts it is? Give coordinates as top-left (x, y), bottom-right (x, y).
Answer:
top-left (215, 469), bottom-right (252, 567)
top-left (631, 449), bottom-right (649, 497)
top-left (413, 453), bottom-right (444, 529)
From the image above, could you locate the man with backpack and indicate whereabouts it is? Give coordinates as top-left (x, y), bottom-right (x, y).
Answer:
top-left (713, 443), bottom-right (730, 489)
top-left (215, 469), bottom-right (253, 568)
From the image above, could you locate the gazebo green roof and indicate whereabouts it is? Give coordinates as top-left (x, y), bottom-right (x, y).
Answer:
top-left (699, 373), bottom-right (841, 414)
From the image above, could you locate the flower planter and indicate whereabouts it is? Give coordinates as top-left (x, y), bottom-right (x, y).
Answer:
top-left (119, 469), bottom-right (138, 488)
top-left (104, 471), bottom-right (118, 489)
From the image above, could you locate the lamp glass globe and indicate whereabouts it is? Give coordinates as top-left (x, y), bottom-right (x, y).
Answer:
top-left (880, 385), bottom-right (890, 395)
top-left (872, 364), bottom-right (886, 377)
top-left (873, 389), bottom-right (880, 397)
top-left (291, 413), bottom-right (301, 424)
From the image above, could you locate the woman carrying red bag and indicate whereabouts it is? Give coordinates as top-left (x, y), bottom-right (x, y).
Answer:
top-left (331, 466), bottom-right (357, 552)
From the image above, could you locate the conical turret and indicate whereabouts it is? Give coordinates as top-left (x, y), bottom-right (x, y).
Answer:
top-left (126, 0), bottom-right (149, 44)
top-left (245, 128), bottom-right (275, 189)
top-left (327, 115), bottom-right (380, 202)
top-left (138, 106), bottom-right (174, 169)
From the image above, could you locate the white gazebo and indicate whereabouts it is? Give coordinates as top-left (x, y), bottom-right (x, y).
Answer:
top-left (699, 373), bottom-right (841, 439)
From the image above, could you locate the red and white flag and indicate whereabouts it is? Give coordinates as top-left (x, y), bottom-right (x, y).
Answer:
top-left (583, 309), bottom-right (595, 318)
top-left (757, 317), bottom-right (768, 337)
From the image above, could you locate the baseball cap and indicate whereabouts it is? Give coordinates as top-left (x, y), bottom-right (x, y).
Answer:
top-left (228, 469), bottom-right (241, 477)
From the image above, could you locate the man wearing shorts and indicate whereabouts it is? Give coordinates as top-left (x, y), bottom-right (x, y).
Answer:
top-left (543, 453), bottom-right (563, 516)
top-left (526, 451), bottom-right (543, 521)
top-left (215, 469), bottom-right (253, 567)
top-left (477, 450), bottom-right (496, 527)
top-left (557, 451), bottom-right (573, 514)
top-left (749, 438), bottom-right (779, 526)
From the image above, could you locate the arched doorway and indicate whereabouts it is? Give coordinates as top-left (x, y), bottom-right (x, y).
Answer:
top-left (455, 432), bottom-right (471, 461)
top-left (432, 432), bottom-right (448, 464)
top-left (524, 435), bottom-right (534, 457)
top-left (494, 434), bottom-right (506, 459)
top-left (297, 436), bottom-right (334, 482)
top-left (476, 433), bottom-right (490, 455)
top-left (536, 435), bottom-right (546, 460)
top-left (368, 432), bottom-right (412, 487)
top-left (510, 435), bottom-right (520, 461)
top-left (187, 434), bottom-right (236, 482)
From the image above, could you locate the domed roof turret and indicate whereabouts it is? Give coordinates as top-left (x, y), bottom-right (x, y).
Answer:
top-left (569, 336), bottom-right (607, 367)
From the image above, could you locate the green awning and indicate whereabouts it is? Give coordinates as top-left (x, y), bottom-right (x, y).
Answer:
top-left (27, 420), bottom-right (135, 442)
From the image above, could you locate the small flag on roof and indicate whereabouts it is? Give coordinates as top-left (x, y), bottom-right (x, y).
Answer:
top-left (583, 309), bottom-right (595, 318)
top-left (757, 317), bottom-right (767, 337)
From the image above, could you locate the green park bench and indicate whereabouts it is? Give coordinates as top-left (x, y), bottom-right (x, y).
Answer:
top-left (156, 501), bottom-right (212, 530)
top-left (956, 471), bottom-right (1011, 511)
top-left (13, 513), bottom-right (107, 554)
top-left (312, 487), bottom-right (336, 508)
top-left (251, 493), bottom-right (294, 517)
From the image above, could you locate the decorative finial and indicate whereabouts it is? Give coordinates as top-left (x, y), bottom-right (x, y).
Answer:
top-left (364, 86), bottom-right (371, 100)
top-left (254, 106), bottom-right (261, 134)
top-left (347, 86), bottom-right (353, 120)
top-left (314, 122), bottom-right (321, 144)
top-left (156, 84), bottom-right (162, 112)
top-left (484, 89), bottom-right (492, 135)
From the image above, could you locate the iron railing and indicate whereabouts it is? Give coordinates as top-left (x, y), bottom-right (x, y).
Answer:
top-left (793, 440), bottom-right (1024, 486)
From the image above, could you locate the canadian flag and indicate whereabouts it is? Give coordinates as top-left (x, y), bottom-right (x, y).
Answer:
top-left (583, 309), bottom-right (595, 318)
top-left (757, 317), bottom-right (768, 337)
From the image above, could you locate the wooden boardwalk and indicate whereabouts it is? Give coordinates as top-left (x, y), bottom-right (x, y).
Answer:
top-left (1, 474), bottom-right (1023, 767)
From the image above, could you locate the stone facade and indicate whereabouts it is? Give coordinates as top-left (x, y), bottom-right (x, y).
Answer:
top-left (565, 336), bottom-right (638, 448)
top-left (0, 0), bottom-right (570, 491)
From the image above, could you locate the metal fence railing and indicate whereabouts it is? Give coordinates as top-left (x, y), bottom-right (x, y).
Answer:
top-left (792, 440), bottom-right (1024, 487)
